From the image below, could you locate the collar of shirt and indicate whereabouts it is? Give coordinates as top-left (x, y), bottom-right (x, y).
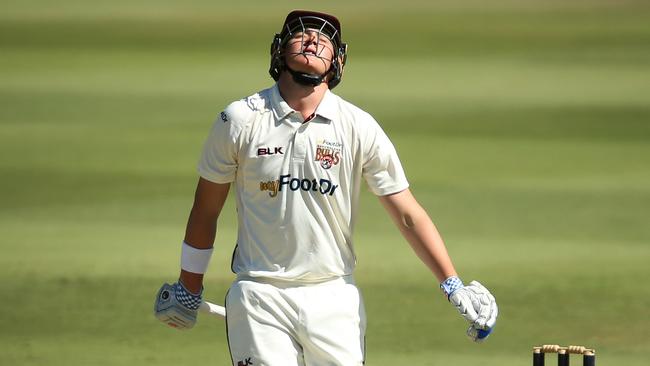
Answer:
top-left (269, 83), bottom-right (337, 123)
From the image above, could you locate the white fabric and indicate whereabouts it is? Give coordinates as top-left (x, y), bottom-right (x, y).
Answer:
top-left (180, 241), bottom-right (214, 274)
top-left (449, 280), bottom-right (498, 330)
top-left (198, 84), bottom-right (409, 282)
top-left (225, 276), bottom-right (366, 366)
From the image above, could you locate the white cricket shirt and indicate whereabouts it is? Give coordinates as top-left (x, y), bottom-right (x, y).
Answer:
top-left (198, 84), bottom-right (409, 282)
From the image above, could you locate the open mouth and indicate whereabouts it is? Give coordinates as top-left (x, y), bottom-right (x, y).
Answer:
top-left (302, 46), bottom-right (318, 55)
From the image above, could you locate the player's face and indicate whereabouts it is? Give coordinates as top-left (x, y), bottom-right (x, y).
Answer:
top-left (284, 29), bottom-right (335, 76)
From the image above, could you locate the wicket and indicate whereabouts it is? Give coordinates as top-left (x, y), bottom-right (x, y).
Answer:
top-left (533, 345), bottom-right (595, 366)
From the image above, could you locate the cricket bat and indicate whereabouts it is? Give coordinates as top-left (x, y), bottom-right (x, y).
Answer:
top-left (199, 301), bottom-right (226, 318)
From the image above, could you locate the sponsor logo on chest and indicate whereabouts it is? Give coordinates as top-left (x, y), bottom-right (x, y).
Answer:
top-left (260, 174), bottom-right (338, 197)
top-left (257, 146), bottom-right (284, 156)
top-left (315, 139), bottom-right (343, 169)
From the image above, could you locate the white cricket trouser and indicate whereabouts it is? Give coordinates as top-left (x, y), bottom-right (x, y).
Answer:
top-left (225, 276), bottom-right (366, 366)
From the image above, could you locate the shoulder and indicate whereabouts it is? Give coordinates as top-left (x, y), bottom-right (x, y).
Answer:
top-left (219, 87), bottom-right (274, 127)
top-left (330, 92), bottom-right (378, 126)
top-left (328, 94), bottom-right (393, 150)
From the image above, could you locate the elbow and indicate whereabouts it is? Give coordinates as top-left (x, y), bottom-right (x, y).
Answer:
top-left (396, 205), bottom-right (429, 231)
top-left (401, 213), bottom-right (416, 230)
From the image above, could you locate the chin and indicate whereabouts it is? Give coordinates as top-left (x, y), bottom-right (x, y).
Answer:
top-left (288, 57), bottom-right (329, 75)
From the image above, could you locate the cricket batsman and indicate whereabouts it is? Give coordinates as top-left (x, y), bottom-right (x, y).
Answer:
top-left (155, 10), bottom-right (498, 365)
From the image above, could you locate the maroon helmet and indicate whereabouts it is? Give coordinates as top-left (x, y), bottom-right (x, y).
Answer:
top-left (269, 10), bottom-right (348, 89)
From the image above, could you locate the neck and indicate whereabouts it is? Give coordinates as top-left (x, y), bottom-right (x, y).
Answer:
top-left (278, 72), bottom-right (328, 120)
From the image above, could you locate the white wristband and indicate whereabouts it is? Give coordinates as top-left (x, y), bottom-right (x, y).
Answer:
top-left (180, 241), bottom-right (214, 274)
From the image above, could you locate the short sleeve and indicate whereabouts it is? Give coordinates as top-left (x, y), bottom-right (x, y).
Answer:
top-left (197, 103), bottom-right (247, 183)
top-left (362, 118), bottom-right (409, 196)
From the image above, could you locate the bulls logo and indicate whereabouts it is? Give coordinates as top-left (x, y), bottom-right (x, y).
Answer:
top-left (320, 155), bottom-right (334, 169)
top-left (315, 139), bottom-right (342, 170)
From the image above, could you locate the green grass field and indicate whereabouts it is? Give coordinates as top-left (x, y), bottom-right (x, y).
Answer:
top-left (2, 1), bottom-right (650, 365)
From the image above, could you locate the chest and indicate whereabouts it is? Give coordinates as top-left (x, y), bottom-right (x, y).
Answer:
top-left (240, 114), bottom-right (352, 181)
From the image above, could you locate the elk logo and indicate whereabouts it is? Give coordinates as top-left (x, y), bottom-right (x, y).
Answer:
top-left (237, 358), bottom-right (253, 366)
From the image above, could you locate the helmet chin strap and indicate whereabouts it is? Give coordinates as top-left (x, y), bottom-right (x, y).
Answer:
top-left (286, 65), bottom-right (327, 87)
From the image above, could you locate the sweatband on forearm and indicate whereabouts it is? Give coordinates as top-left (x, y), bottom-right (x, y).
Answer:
top-left (180, 241), bottom-right (214, 274)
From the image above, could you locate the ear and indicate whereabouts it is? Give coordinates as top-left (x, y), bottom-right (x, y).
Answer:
top-left (337, 43), bottom-right (348, 74)
top-left (268, 33), bottom-right (284, 81)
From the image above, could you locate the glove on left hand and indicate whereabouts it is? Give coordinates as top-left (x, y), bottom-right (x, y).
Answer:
top-left (441, 278), bottom-right (498, 342)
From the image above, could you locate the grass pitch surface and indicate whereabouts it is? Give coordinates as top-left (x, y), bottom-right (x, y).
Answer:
top-left (1, 1), bottom-right (650, 365)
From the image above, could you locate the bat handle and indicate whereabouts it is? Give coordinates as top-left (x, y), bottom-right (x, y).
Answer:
top-left (199, 301), bottom-right (227, 318)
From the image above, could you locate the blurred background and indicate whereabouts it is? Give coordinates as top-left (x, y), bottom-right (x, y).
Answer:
top-left (1, 0), bottom-right (649, 365)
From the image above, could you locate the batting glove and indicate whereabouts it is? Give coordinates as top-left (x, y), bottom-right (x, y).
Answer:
top-left (440, 277), bottom-right (498, 342)
top-left (154, 281), bottom-right (203, 330)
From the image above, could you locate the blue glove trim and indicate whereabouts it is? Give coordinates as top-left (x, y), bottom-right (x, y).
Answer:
top-left (440, 276), bottom-right (464, 299)
top-left (174, 281), bottom-right (203, 310)
top-left (477, 326), bottom-right (493, 340)
top-left (467, 324), bottom-right (494, 342)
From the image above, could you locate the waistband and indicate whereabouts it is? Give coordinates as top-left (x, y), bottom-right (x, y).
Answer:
top-left (234, 274), bottom-right (356, 288)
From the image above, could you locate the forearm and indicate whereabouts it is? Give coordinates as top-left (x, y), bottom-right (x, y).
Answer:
top-left (379, 189), bottom-right (457, 283)
top-left (379, 190), bottom-right (498, 342)
top-left (180, 205), bottom-right (218, 294)
top-left (394, 206), bottom-right (457, 282)
top-left (184, 205), bottom-right (218, 249)
top-left (178, 178), bottom-right (230, 294)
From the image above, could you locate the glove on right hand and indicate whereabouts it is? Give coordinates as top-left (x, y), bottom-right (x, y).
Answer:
top-left (154, 282), bottom-right (202, 330)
